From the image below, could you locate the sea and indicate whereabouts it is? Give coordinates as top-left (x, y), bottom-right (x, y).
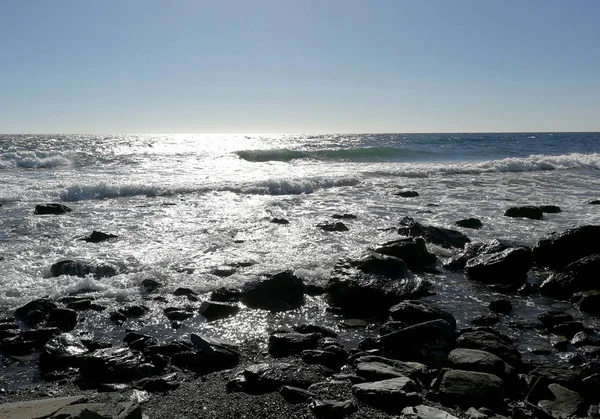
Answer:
top-left (1, 132), bottom-right (600, 386)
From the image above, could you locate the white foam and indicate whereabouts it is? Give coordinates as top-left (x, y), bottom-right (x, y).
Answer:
top-left (247, 176), bottom-right (360, 195)
top-left (0, 151), bottom-right (72, 169)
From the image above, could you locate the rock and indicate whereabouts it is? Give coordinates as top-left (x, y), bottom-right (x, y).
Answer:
top-left (538, 383), bottom-right (582, 418)
top-left (489, 299), bottom-right (512, 315)
top-left (395, 190), bottom-right (419, 197)
top-left (269, 332), bottom-right (322, 357)
top-left (50, 400), bottom-right (141, 419)
top-left (0, 396), bottom-right (86, 419)
top-left (465, 247), bottom-right (532, 286)
top-left (581, 374), bottom-right (600, 404)
top-left (352, 356), bottom-right (427, 382)
top-left (540, 254), bottom-right (600, 298)
top-left (456, 330), bottom-right (520, 367)
top-left (198, 301), bottom-right (240, 321)
top-left (317, 222), bottom-right (349, 232)
top-left (210, 287), bottom-right (243, 302)
top-left (241, 271), bottom-right (305, 311)
top-left (529, 365), bottom-right (583, 389)
top-left (533, 225), bottom-right (600, 270)
top-left (355, 361), bottom-right (419, 382)
top-left (538, 310), bottom-right (573, 328)
top-left (176, 333), bottom-right (240, 373)
top-left (389, 300), bottom-right (457, 329)
top-left (398, 217), bottom-right (470, 249)
top-left (173, 287), bottom-right (197, 297)
top-left (142, 374), bottom-right (180, 392)
top-left (504, 206), bottom-right (543, 220)
top-left (39, 333), bottom-right (88, 374)
top-left (237, 362), bottom-right (331, 393)
top-left (438, 369), bottom-right (504, 408)
top-left (80, 347), bottom-right (152, 383)
top-left (118, 305), bottom-right (148, 318)
top-left (326, 252), bottom-right (431, 316)
top-left (34, 203), bottom-right (72, 215)
top-left (14, 298), bottom-right (57, 326)
top-left (401, 405), bottom-right (460, 419)
top-left (310, 399), bottom-right (357, 418)
top-left (446, 348), bottom-right (513, 379)
top-left (163, 307), bottom-right (194, 321)
top-left (302, 348), bottom-right (348, 371)
top-left (373, 237), bottom-right (437, 272)
top-left (470, 314), bottom-right (500, 326)
top-left (550, 321), bottom-right (584, 339)
top-left (575, 291), bottom-right (600, 315)
top-left (50, 259), bottom-right (118, 279)
top-left (293, 324), bottom-right (338, 338)
top-left (352, 377), bottom-right (421, 412)
top-left (540, 205), bottom-right (562, 214)
top-left (455, 218), bottom-right (483, 229)
top-left (47, 308), bottom-right (77, 332)
top-left (123, 332), bottom-right (157, 351)
top-left (80, 231), bottom-right (118, 243)
top-left (377, 320), bottom-right (457, 368)
top-left (280, 385), bottom-right (315, 403)
top-left (332, 214), bottom-right (357, 220)
top-left (271, 217), bottom-right (290, 224)
top-left (340, 319), bottom-right (368, 328)
top-left (305, 283), bottom-right (327, 296)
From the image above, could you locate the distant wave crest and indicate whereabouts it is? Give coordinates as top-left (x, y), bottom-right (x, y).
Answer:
top-left (236, 147), bottom-right (428, 162)
top-left (0, 151), bottom-right (72, 169)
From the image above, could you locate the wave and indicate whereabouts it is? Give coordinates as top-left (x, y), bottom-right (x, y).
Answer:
top-left (235, 147), bottom-right (428, 163)
top-left (0, 151), bottom-right (73, 169)
top-left (59, 176), bottom-right (360, 201)
top-left (365, 152), bottom-right (600, 178)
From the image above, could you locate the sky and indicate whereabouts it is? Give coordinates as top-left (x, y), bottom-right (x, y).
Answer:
top-left (1, 0), bottom-right (599, 134)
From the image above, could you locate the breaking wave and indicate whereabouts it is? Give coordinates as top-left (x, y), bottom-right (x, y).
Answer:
top-left (235, 147), bottom-right (430, 163)
top-left (0, 151), bottom-right (72, 169)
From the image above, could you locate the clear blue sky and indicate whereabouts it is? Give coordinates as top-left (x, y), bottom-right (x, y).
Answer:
top-left (1, 0), bottom-right (599, 133)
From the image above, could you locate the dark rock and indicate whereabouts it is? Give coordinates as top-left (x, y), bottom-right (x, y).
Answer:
top-left (109, 311), bottom-right (128, 324)
top-left (504, 206), bottom-right (543, 220)
top-left (352, 377), bottom-right (421, 412)
top-left (280, 385), bottom-right (315, 403)
top-left (271, 217), bottom-right (290, 224)
top-left (211, 267), bottom-right (237, 277)
top-left (443, 243), bottom-right (483, 271)
top-left (389, 300), bottom-right (457, 329)
top-left (446, 348), bottom-right (513, 379)
top-left (269, 332), bottom-right (322, 357)
top-left (66, 298), bottom-right (93, 311)
top-left (50, 259), bottom-right (118, 279)
top-left (118, 305), bottom-right (148, 318)
top-left (47, 308), bottom-right (77, 332)
top-left (456, 330), bottom-right (521, 367)
top-left (540, 254), bottom-right (600, 298)
top-left (489, 299), bottom-right (512, 315)
top-left (529, 365), bottom-right (583, 390)
top-left (145, 341), bottom-right (193, 358)
top-left (352, 356), bottom-right (427, 382)
top-left (34, 203), bottom-right (72, 215)
top-left (378, 321), bottom-right (409, 335)
top-left (14, 298), bottom-right (57, 326)
top-left (470, 314), bottom-right (500, 326)
top-left (571, 332), bottom-right (600, 348)
top-left (355, 361), bottom-right (418, 383)
top-left (294, 324), bottom-right (338, 338)
top-left (123, 332), bottom-right (157, 351)
top-left (540, 205), bottom-right (562, 214)
top-left (438, 369), bottom-right (504, 408)
top-left (304, 283), bottom-right (327, 296)
top-left (550, 321), bottom-right (584, 339)
top-left (332, 213), bottom-right (357, 220)
top-left (310, 399), bottom-right (357, 418)
top-left (395, 190), bottom-right (419, 197)
top-left (377, 320), bottom-right (457, 368)
top-left (465, 247), bottom-right (532, 286)
top-left (142, 374), bottom-right (180, 392)
top-left (80, 231), bottom-right (118, 243)
top-left (39, 333), bottom-right (88, 374)
top-left (581, 374), bottom-right (600, 404)
top-left (589, 200), bottom-right (600, 205)
top-left (141, 279), bottom-right (163, 293)
top-left (198, 300), bottom-right (240, 321)
top-left (171, 333), bottom-right (241, 374)
top-left (533, 225), bottom-right (600, 270)
top-left (538, 383), bottom-right (583, 418)
top-left (398, 217), bottom-right (470, 249)
top-left (302, 349), bottom-right (348, 371)
top-left (317, 222), bottom-right (349, 232)
top-left (241, 271), bottom-right (305, 311)
top-left (238, 362), bottom-right (332, 393)
top-left (576, 291), bottom-right (600, 315)
top-left (455, 218), bottom-right (483, 229)
top-left (373, 237), bottom-right (437, 272)
top-left (210, 287), bottom-right (243, 302)
top-left (538, 310), bottom-right (573, 328)
top-left (80, 347), bottom-right (152, 383)
top-left (326, 252), bottom-right (431, 316)
top-left (163, 307), bottom-right (194, 321)
top-left (173, 287), bottom-right (197, 297)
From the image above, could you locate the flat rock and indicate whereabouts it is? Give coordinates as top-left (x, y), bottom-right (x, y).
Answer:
top-left (34, 203), bottom-right (72, 215)
top-left (401, 405), bottom-right (460, 419)
top-left (389, 300), bottom-right (457, 329)
top-left (269, 332), bottom-right (321, 357)
top-left (395, 190), bottom-right (419, 197)
top-left (533, 225), bottom-right (600, 270)
top-left (242, 270), bottom-right (305, 311)
top-left (374, 237), bottom-right (437, 272)
top-left (455, 330), bottom-right (520, 367)
top-left (317, 222), bottom-right (349, 232)
top-left (398, 217), bottom-right (470, 249)
top-left (0, 395), bottom-right (85, 419)
top-left (237, 362), bottom-right (331, 393)
top-left (438, 369), bottom-right (504, 408)
top-left (198, 300), bottom-right (240, 321)
top-left (504, 206), bottom-right (543, 220)
top-left (446, 348), bottom-right (512, 379)
top-left (352, 377), bottom-right (420, 412)
top-left (538, 383), bottom-right (582, 419)
top-left (465, 247), bottom-right (532, 286)
top-left (355, 361), bottom-right (416, 382)
top-left (310, 398), bottom-right (357, 418)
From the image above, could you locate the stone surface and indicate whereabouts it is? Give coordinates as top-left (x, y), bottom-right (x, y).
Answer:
top-left (401, 405), bottom-right (460, 419)
top-left (310, 399), bottom-right (357, 418)
top-left (241, 271), bottom-right (305, 311)
top-left (504, 206), bottom-right (544, 220)
top-left (438, 369), bottom-right (504, 408)
top-left (268, 332), bottom-right (322, 357)
top-left (538, 383), bottom-right (582, 419)
top-left (533, 225), bottom-right (600, 270)
top-left (0, 396), bottom-right (84, 419)
top-left (446, 348), bottom-right (512, 379)
top-left (352, 377), bottom-right (420, 412)
top-left (455, 330), bottom-right (520, 367)
top-left (39, 333), bottom-right (88, 374)
top-left (34, 203), bottom-right (72, 215)
top-left (235, 362), bottom-right (331, 393)
top-left (395, 190), bottom-right (419, 197)
top-left (317, 222), bottom-right (349, 232)
top-left (374, 237), bottom-right (437, 272)
top-left (389, 300), bottom-right (457, 329)
top-left (80, 231), bottom-right (118, 243)
top-left (398, 217), bottom-right (470, 249)
top-left (465, 247), bottom-right (532, 286)
top-left (50, 259), bottom-right (118, 279)
top-left (198, 300), bottom-right (240, 321)
top-left (455, 218), bottom-right (483, 230)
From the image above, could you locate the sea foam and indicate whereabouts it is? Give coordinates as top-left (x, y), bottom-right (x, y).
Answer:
top-left (0, 151), bottom-right (72, 169)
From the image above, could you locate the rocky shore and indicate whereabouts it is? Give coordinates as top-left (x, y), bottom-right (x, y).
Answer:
top-left (2, 204), bottom-right (600, 418)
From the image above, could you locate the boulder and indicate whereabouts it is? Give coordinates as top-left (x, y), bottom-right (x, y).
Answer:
top-left (271, 218), bottom-right (290, 225)
top-left (446, 348), bottom-right (513, 379)
top-left (398, 217), bottom-right (470, 249)
top-left (355, 361), bottom-right (419, 383)
top-left (50, 259), bottom-right (118, 279)
top-left (80, 347), bottom-right (153, 383)
top-left (528, 365), bottom-right (583, 390)
top-left (14, 298), bottom-right (57, 326)
top-left (241, 271), bottom-right (305, 311)
top-left (177, 333), bottom-right (240, 373)
top-left (540, 254), bottom-right (600, 298)
top-left (234, 362), bottom-right (332, 393)
top-left (352, 377), bottom-right (421, 412)
top-left (310, 399), bottom-right (357, 418)
top-left (373, 237), bottom-right (437, 272)
top-left (538, 383), bottom-right (583, 418)
top-left (395, 190), bottom-right (419, 197)
top-left (389, 300), bottom-right (457, 329)
top-left (575, 291), bottom-right (600, 315)
top-left (489, 299), bottom-right (512, 315)
top-left (401, 405), bottom-right (460, 419)
top-left (540, 205), bottom-right (562, 214)
top-left (301, 348), bottom-right (348, 371)
top-left (198, 301), bottom-right (240, 321)
top-left (163, 307), bottom-right (194, 321)
top-left (294, 324), bottom-right (338, 338)
top-left (377, 320), bottom-right (457, 368)
top-left (455, 330), bottom-right (520, 367)
top-left (317, 222), bottom-right (349, 232)
top-left (504, 206), bottom-right (543, 220)
top-left (332, 213), bottom-right (357, 220)
top-left (210, 287), bottom-right (243, 302)
top-left (438, 369), bottom-right (504, 408)
top-left (34, 203), bottom-right (72, 215)
top-left (279, 385), bottom-right (315, 403)
top-left (455, 218), bottom-right (483, 229)
top-left (47, 308), bottom-right (77, 332)
top-left (39, 333), bottom-right (88, 374)
top-left (464, 247), bottom-right (532, 286)
top-left (533, 225), bottom-right (600, 270)
top-left (80, 231), bottom-right (118, 243)
top-left (537, 310), bottom-right (573, 328)
top-left (352, 356), bottom-right (427, 382)
top-left (268, 332), bottom-right (321, 357)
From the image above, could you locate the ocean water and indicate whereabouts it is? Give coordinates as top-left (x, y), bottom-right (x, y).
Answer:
top-left (1, 132), bottom-right (600, 384)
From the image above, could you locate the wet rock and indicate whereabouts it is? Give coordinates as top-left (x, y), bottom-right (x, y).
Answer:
top-left (317, 222), bottom-right (349, 232)
top-left (352, 377), bottom-right (421, 412)
top-left (14, 298), bottom-right (57, 326)
top-left (438, 369), bottom-right (504, 408)
top-left (537, 310), bottom-right (573, 328)
top-left (373, 237), bottom-right (437, 272)
top-left (118, 305), bottom-right (148, 318)
top-left (581, 374), bottom-right (600, 404)
top-left (455, 218), bottom-right (483, 229)
top-left (489, 299), bottom-right (512, 315)
top-left (241, 270), bottom-right (305, 311)
top-left (470, 314), bottom-right (500, 326)
top-left (80, 231), bottom-right (118, 243)
top-left (268, 332), bottom-right (322, 357)
top-left (65, 298), bottom-right (93, 311)
top-left (456, 330), bottom-right (520, 367)
top-left (294, 324), bottom-right (338, 338)
top-left (80, 347), bottom-right (152, 383)
top-left (352, 356), bottom-right (428, 382)
top-left (310, 398), bottom-right (357, 418)
top-left (340, 319), bottom-right (369, 329)
top-left (504, 206), bottom-right (543, 220)
top-left (280, 385), bottom-right (315, 403)
top-left (533, 225), bottom-right (600, 270)
top-left (141, 374), bottom-right (181, 392)
top-left (173, 287), bottom-right (197, 298)
top-left (198, 300), bottom-right (240, 321)
top-left (550, 321), bottom-right (584, 339)
top-left (141, 279), bottom-right (163, 293)
top-left (123, 332), bottom-right (157, 351)
top-left (571, 331), bottom-right (600, 347)
top-left (377, 320), bottom-right (457, 368)
top-left (575, 291), bottom-right (600, 315)
top-left (47, 308), bottom-right (77, 332)
top-left (332, 213), bottom-right (357, 220)
top-left (50, 259), bottom-right (118, 279)
top-left (446, 348), bottom-right (513, 379)
top-left (210, 267), bottom-right (237, 277)
top-left (145, 341), bottom-right (194, 358)
top-left (304, 283), bottom-right (327, 296)
top-left (326, 252), bottom-right (431, 316)
top-left (398, 217), bottom-right (470, 249)
top-left (302, 348), bottom-right (348, 371)
top-left (109, 311), bottom-right (128, 325)
top-left (401, 405), bottom-right (460, 419)
top-left (389, 300), bottom-right (457, 329)
top-left (540, 205), bottom-right (562, 214)
top-left (271, 217), bottom-right (290, 224)
top-left (443, 243), bottom-right (483, 271)
top-left (538, 383), bottom-right (582, 418)
top-left (210, 287), bottom-right (243, 302)
top-left (465, 247), bottom-right (532, 286)
top-left (163, 307), bottom-right (194, 321)
top-left (355, 361), bottom-right (419, 383)
top-left (540, 254), bottom-right (600, 298)
top-left (171, 333), bottom-right (240, 374)
top-left (34, 203), bottom-right (72, 215)
top-left (529, 365), bottom-right (583, 389)
top-left (234, 362), bottom-right (331, 393)
top-left (395, 190), bottom-right (419, 197)
top-left (39, 333), bottom-right (88, 374)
